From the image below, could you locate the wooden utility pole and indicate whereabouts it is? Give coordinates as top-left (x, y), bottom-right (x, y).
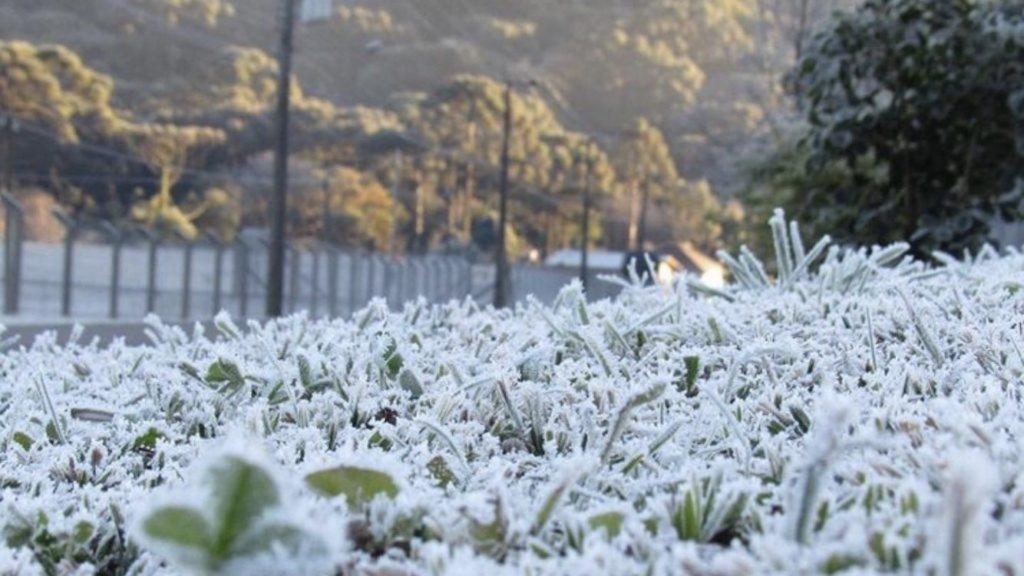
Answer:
top-left (390, 149), bottom-right (402, 251)
top-left (637, 173), bottom-right (651, 250)
top-left (0, 112), bottom-right (17, 193)
top-left (461, 120), bottom-right (477, 242)
top-left (494, 81), bottom-right (513, 308)
top-left (267, 0), bottom-right (297, 318)
top-left (579, 141), bottom-right (594, 293)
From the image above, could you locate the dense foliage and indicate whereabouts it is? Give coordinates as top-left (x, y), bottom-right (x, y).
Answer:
top-left (3, 214), bottom-right (1024, 574)
top-left (788, 0), bottom-right (1024, 253)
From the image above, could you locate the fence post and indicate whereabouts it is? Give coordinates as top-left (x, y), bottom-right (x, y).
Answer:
top-left (365, 252), bottom-right (377, 306)
top-left (394, 256), bottom-right (406, 306)
top-left (310, 246), bottom-right (321, 317)
top-left (327, 246), bottom-right (339, 317)
top-left (52, 209), bottom-right (77, 317)
top-left (205, 232), bottom-right (225, 315)
top-left (287, 244), bottom-right (301, 314)
top-left (444, 257), bottom-right (457, 300)
top-left (432, 257), bottom-right (445, 302)
top-left (98, 222), bottom-right (122, 319)
top-left (129, 226), bottom-right (161, 315)
top-left (236, 240), bottom-right (249, 318)
top-left (175, 232), bottom-right (194, 320)
top-left (463, 258), bottom-right (473, 300)
top-left (411, 258), bottom-right (425, 301)
top-left (348, 250), bottom-right (361, 316)
top-left (1, 192), bottom-right (24, 315)
top-left (382, 254), bottom-right (394, 307)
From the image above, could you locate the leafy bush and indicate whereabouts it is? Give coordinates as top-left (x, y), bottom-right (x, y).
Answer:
top-left (3, 213), bottom-right (1024, 574)
top-left (790, 0), bottom-right (1024, 253)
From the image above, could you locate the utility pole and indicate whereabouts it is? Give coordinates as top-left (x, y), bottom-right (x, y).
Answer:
top-left (320, 175), bottom-right (331, 242)
top-left (266, 0), bottom-right (297, 318)
top-left (0, 112), bottom-right (17, 193)
top-left (579, 141), bottom-right (594, 293)
top-left (461, 118), bottom-right (477, 242)
top-left (636, 172), bottom-right (651, 251)
top-left (390, 149), bottom-right (402, 252)
top-left (493, 80), bottom-right (513, 308)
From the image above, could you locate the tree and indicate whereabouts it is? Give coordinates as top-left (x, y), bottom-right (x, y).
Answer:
top-left (613, 118), bottom-right (679, 249)
top-left (0, 41), bottom-right (120, 140)
top-left (396, 75), bottom-right (618, 255)
top-left (793, 0), bottom-right (1024, 253)
top-left (123, 123), bottom-right (226, 238)
top-left (135, 0), bottom-right (236, 27)
top-left (309, 166), bottom-right (403, 250)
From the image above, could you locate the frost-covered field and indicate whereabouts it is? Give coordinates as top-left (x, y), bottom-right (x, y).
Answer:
top-left (3, 213), bottom-right (1024, 575)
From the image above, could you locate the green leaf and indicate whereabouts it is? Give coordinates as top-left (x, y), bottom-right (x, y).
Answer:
top-left (2, 514), bottom-right (33, 548)
top-left (305, 465), bottom-right (399, 505)
top-left (383, 340), bottom-right (403, 378)
top-left (680, 489), bottom-right (700, 541)
top-left (132, 427), bottom-right (164, 452)
top-left (297, 355), bottom-right (313, 389)
top-left (398, 369), bottom-right (424, 399)
top-left (682, 355), bottom-right (700, 396)
top-left (427, 455), bottom-right (456, 489)
top-left (790, 406), bottom-right (812, 435)
top-left (588, 511), bottom-right (624, 539)
top-left (531, 470), bottom-right (585, 535)
top-left (206, 457), bottom-right (280, 560)
top-left (470, 517), bottom-right (504, 550)
top-left (12, 431), bottom-right (33, 451)
top-left (141, 506), bottom-right (212, 551)
top-left (73, 521), bottom-right (94, 544)
top-left (206, 359), bottom-right (245, 394)
top-left (823, 554), bottom-right (864, 574)
top-left (45, 421), bottom-right (62, 445)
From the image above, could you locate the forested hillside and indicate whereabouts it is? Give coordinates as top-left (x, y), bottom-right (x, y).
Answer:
top-left (0, 0), bottom-right (853, 252)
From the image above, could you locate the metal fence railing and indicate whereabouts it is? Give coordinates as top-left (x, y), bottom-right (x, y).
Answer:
top-left (0, 192), bottom-right (626, 321)
top-left (0, 196), bottom-right (475, 321)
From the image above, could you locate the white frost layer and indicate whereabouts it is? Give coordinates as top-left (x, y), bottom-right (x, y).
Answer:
top-left (2, 240), bottom-right (1024, 575)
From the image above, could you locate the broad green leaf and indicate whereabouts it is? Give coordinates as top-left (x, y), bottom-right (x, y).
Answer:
top-left (2, 514), bottom-right (33, 548)
top-left (206, 359), bottom-right (245, 393)
top-left (305, 465), bottom-right (399, 505)
top-left (206, 457), bottom-right (280, 560)
top-left (231, 522), bottom-right (319, 558)
top-left (142, 506), bottom-right (211, 551)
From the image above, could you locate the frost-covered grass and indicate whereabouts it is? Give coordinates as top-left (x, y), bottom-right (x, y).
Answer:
top-left (4, 212), bottom-right (1024, 575)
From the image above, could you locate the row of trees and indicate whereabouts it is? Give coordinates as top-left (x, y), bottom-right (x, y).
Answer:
top-left (0, 38), bottom-right (736, 256)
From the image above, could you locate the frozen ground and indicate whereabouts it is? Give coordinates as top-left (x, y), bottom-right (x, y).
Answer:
top-left (3, 213), bottom-right (1023, 574)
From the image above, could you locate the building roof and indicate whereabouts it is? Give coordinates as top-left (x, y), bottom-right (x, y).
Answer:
top-left (545, 249), bottom-right (628, 271)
